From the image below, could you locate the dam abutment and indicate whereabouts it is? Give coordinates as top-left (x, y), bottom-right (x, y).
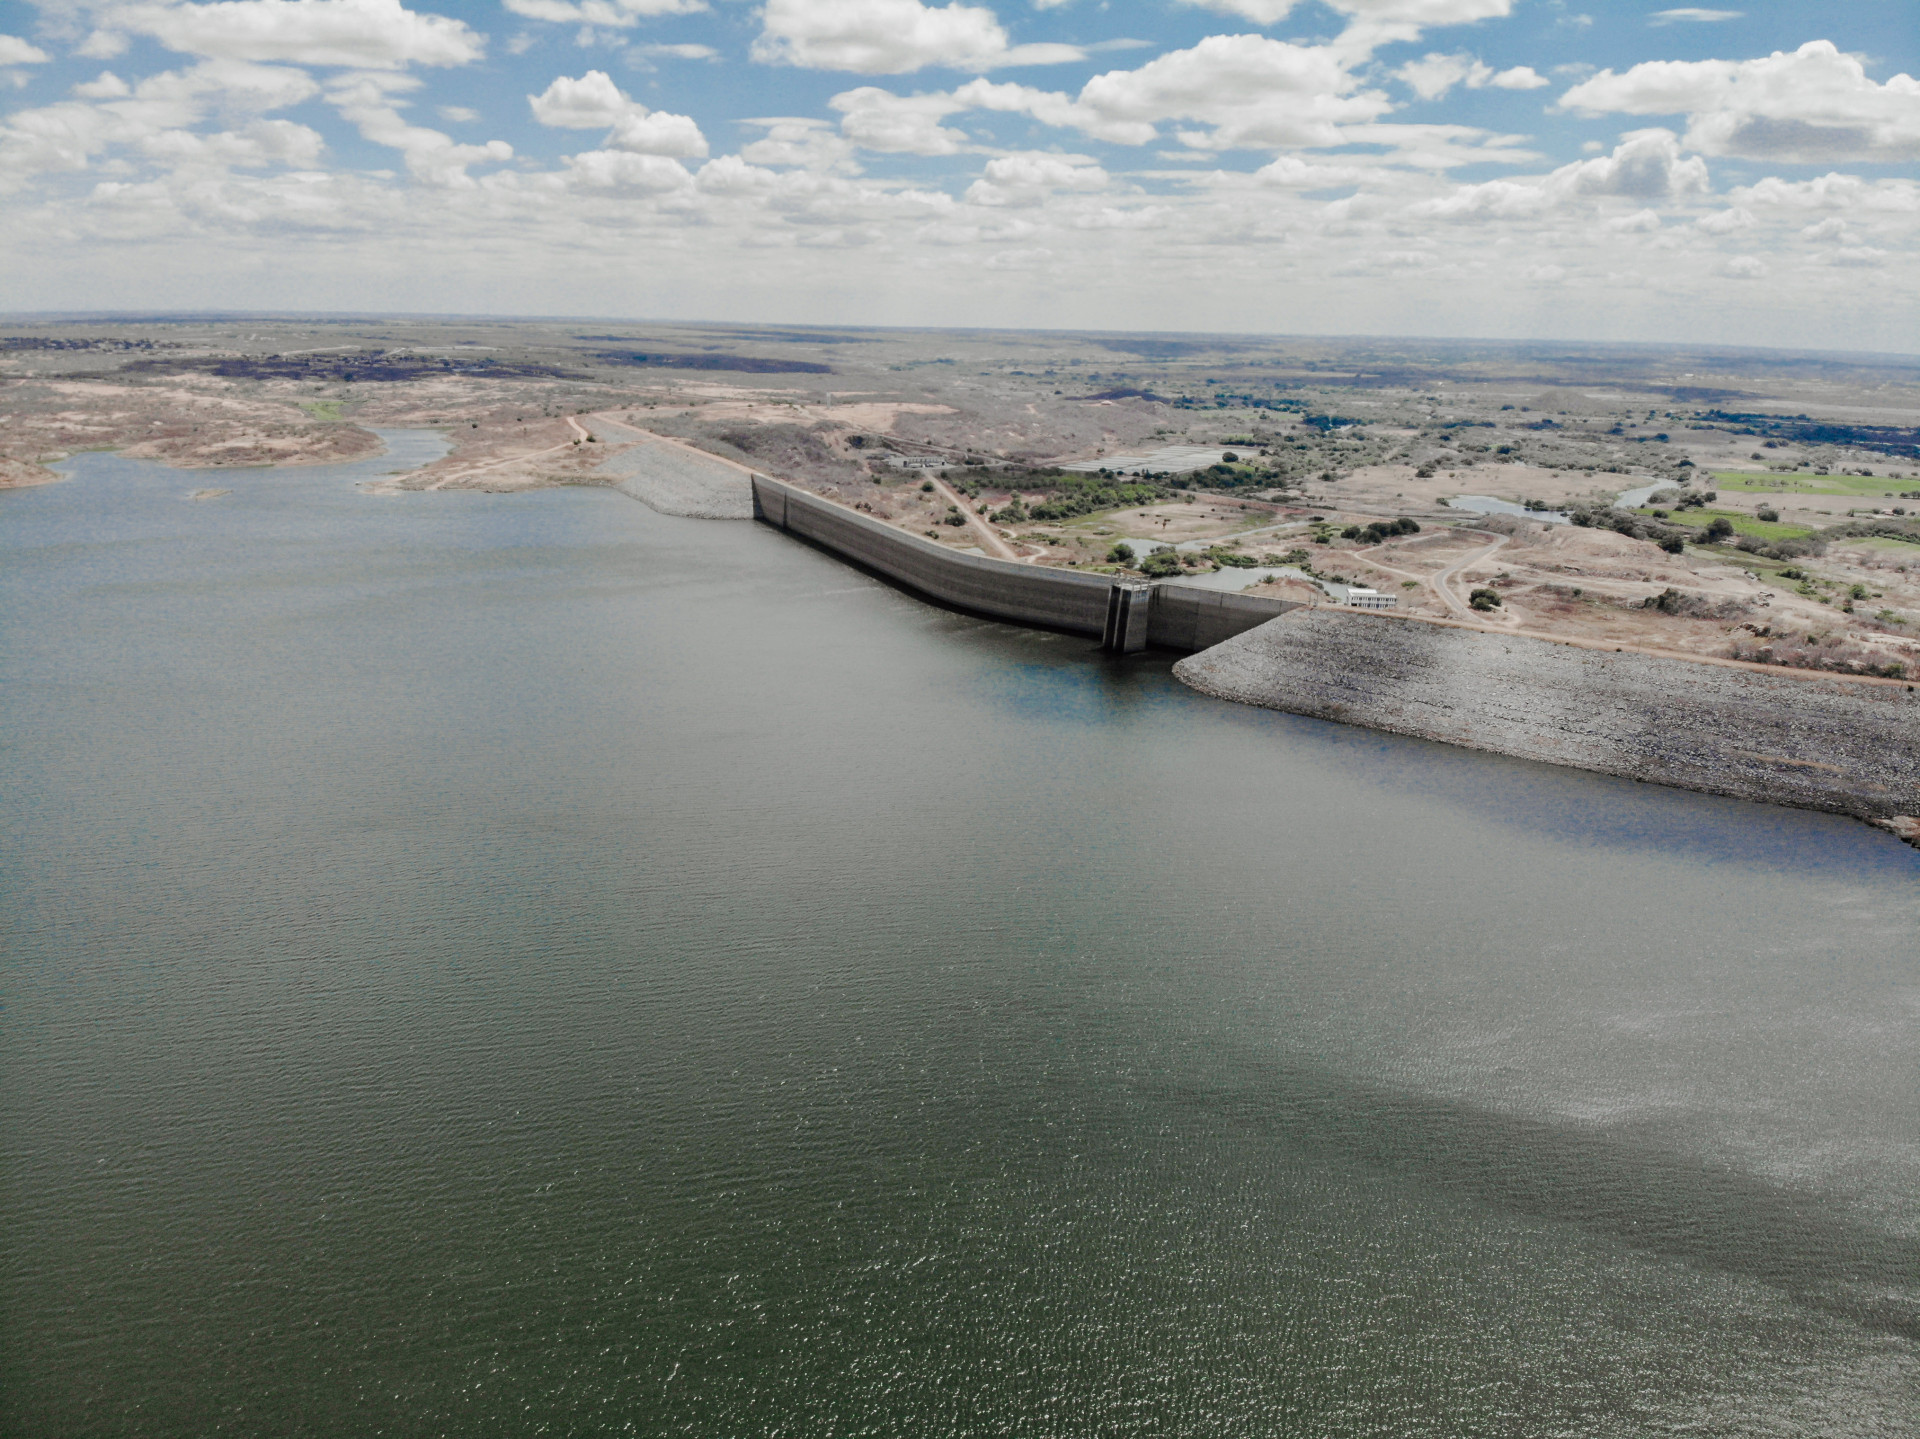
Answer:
top-left (1175, 609), bottom-right (1920, 842)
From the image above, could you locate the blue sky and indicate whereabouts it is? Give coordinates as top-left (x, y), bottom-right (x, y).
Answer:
top-left (1, 1), bottom-right (1915, 348)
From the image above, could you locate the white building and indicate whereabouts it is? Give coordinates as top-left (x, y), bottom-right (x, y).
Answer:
top-left (1344, 588), bottom-right (1397, 610)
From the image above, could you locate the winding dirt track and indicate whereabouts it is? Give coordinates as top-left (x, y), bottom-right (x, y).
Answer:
top-left (1429, 533), bottom-right (1509, 618)
top-left (1352, 529), bottom-right (1508, 619)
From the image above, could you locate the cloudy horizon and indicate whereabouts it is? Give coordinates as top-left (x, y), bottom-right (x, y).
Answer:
top-left (1, 0), bottom-right (1915, 351)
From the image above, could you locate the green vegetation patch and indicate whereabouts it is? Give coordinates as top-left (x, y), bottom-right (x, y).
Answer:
top-left (981, 468), bottom-right (1169, 524)
top-left (298, 400), bottom-right (345, 421)
top-left (1138, 550), bottom-right (1183, 578)
top-left (1641, 507), bottom-right (1814, 542)
top-left (1707, 470), bottom-right (1915, 497)
top-left (1026, 477), bottom-right (1165, 522)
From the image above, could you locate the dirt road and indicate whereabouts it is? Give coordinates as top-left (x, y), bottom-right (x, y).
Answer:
top-left (425, 416), bottom-right (589, 490)
top-left (930, 475), bottom-right (1019, 560)
top-left (1347, 529), bottom-right (1507, 619)
top-left (586, 413), bottom-right (763, 479)
top-left (1428, 532), bottom-right (1509, 618)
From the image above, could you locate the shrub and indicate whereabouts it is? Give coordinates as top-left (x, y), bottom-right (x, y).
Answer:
top-left (1025, 477), bottom-right (1165, 520)
top-left (1702, 517), bottom-right (1735, 542)
top-left (1659, 534), bottom-right (1686, 554)
top-left (1107, 542), bottom-right (1135, 563)
top-left (1469, 587), bottom-right (1502, 610)
top-left (942, 512), bottom-right (967, 526)
top-left (1139, 550), bottom-right (1182, 578)
top-left (1643, 587), bottom-right (1747, 618)
top-left (921, 480), bottom-right (935, 492)
top-left (1755, 506), bottom-right (1780, 522)
top-left (1729, 633), bottom-right (1909, 677)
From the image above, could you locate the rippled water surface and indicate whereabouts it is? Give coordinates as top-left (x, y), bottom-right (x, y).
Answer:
top-left (4, 437), bottom-right (1917, 1437)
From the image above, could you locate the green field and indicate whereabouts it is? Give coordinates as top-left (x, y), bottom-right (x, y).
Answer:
top-left (1639, 507), bottom-right (1816, 541)
top-left (1706, 469), bottom-right (1917, 497)
top-left (298, 400), bottom-right (345, 421)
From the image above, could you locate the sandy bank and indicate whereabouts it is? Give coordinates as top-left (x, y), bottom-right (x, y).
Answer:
top-left (0, 458), bottom-right (63, 489)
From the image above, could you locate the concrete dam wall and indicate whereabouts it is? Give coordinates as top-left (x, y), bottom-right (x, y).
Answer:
top-left (1174, 609), bottom-right (1920, 839)
top-left (751, 474), bottom-right (1297, 652)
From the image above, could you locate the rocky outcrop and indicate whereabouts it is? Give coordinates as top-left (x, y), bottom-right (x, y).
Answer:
top-left (1174, 610), bottom-right (1920, 842)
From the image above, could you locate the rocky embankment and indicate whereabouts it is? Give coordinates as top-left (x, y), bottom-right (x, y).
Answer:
top-left (591, 420), bottom-right (754, 519)
top-left (1174, 610), bottom-right (1920, 844)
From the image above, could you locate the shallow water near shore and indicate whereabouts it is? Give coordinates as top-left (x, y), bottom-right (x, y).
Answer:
top-left (4, 435), bottom-right (1917, 1436)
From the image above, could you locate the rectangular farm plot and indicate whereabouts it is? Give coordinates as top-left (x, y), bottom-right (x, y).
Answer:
top-left (1707, 470), bottom-right (1920, 497)
top-left (1640, 507), bottom-right (1816, 542)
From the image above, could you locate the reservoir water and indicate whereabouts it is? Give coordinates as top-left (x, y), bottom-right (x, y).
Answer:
top-left (3, 437), bottom-right (1917, 1436)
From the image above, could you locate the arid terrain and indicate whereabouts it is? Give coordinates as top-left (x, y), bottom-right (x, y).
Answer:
top-left (5, 317), bottom-right (1918, 679)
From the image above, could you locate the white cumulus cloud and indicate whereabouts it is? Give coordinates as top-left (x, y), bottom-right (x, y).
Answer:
top-left (529, 70), bottom-right (629, 128)
top-left (1561, 40), bottom-right (1920, 163)
top-left (74, 71), bottom-right (134, 98)
top-left (1814, 245), bottom-right (1887, 268)
top-left (1181, 0), bottom-right (1513, 27)
top-left (1178, 1), bottom-right (1517, 64)
top-left (1398, 52), bottom-right (1547, 100)
top-left (504, 0), bottom-right (707, 25)
top-left (965, 151), bottom-right (1107, 206)
top-left (1071, 34), bottom-right (1391, 150)
top-left (103, 0), bottom-right (485, 70)
top-left (329, 74), bottom-right (511, 185)
top-left (1731, 172), bottom-right (1920, 213)
top-left (1648, 8), bottom-right (1743, 24)
top-left (1255, 154), bottom-right (1366, 187)
top-left (562, 149), bottom-right (693, 191)
top-left (0, 57), bottom-right (324, 193)
top-left (1179, 0), bottom-right (1299, 22)
top-left (739, 118), bottom-right (860, 173)
top-left (1606, 207), bottom-right (1660, 232)
top-left (753, 0), bottom-right (1083, 75)
top-left (0, 35), bottom-right (52, 65)
top-left (1695, 206), bottom-right (1752, 232)
top-left (528, 71), bottom-right (707, 157)
top-left (1412, 129), bottom-right (1708, 218)
top-left (831, 86), bottom-right (969, 155)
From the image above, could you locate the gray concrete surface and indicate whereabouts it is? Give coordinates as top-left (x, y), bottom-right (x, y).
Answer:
top-left (1174, 608), bottom-right (1920, 837)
